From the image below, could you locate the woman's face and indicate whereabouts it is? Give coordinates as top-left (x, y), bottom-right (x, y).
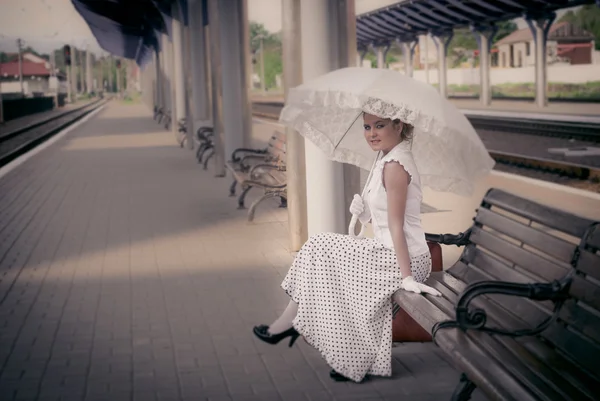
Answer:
top-left (363, 113), bottom-right (402, 154)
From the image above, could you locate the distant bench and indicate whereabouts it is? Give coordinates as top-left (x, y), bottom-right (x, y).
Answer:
top-left (225, 131), bottom-right (287, 221)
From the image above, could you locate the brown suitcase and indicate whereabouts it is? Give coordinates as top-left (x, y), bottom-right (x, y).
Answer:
top-left (391, 241), bottom-right (443, 342)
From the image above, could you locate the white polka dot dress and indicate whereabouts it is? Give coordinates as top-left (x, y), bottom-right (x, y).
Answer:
top-left (281, 232), bottom-right (432, 383)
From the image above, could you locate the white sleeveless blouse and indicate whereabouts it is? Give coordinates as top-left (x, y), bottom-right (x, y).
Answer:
top-left (364, 141), bottom-right (430, 258)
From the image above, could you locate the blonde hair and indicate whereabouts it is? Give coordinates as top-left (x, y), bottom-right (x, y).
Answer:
top-left (392, 119), bottom-right (414, 142)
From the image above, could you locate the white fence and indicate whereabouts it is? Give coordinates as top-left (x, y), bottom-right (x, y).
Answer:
top-left (407, 63), bottom-right (600, 86)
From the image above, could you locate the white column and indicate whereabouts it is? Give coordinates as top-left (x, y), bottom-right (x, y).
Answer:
top-left (163, 35), bottom-right (173, 113)
top-left (534, 22), bottom-right (547, 108)
top-left (526, 14), bottom-right (555, 108)
top-left (189, 0), bottom-right (211, 132)
top-left (301, 0), bottom-right (349, 237)
top-left (154, 50), bottom-right (162, 112)
top-left (207, 0), bottom-right (226, 176)
top-left (71, 47), bottom-right (78, 97)
top-left (86, 49), bottom-right (92, 94)
top-left (432, 32), bottom-right (452, 99)
top-left (376, 46), bottom-right (385, 68)
top-left (107, 55), bottom-right (113, 93)
top-left (282, 0), bottom-right (307, 251)
top-left (401, 41), bottom-right (415, 77)
top-left (218, 0), bottom-right (249, 160)
top-left (171, 2), bottom-right (187, 138)
top-left (238, 0), bottom-right (253, 148)
top-left (479, 33), bottom-right (491, 106)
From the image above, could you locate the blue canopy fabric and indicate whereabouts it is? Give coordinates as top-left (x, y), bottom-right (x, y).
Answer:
top-left (72, 0), bottom-right (191, 66)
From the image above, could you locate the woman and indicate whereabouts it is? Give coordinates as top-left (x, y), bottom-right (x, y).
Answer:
top-left (253, 113), bottom-right (441, 383)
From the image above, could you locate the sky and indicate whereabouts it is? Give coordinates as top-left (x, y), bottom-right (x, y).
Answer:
top-left (0, 0), bottom-right (578, 55)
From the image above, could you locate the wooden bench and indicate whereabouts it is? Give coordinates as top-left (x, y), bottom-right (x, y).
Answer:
top-left (393, 188), bottom-right (600, 401)
top-left (225, 131), bottom-right (287, 221)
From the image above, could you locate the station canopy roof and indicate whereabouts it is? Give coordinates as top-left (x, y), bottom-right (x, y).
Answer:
top-left (73, 0), bottom-right (596, 65)
top-left (356, 0), bottom-right (595, 48)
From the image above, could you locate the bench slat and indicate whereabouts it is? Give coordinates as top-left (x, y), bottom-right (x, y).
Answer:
top-left (518, 337), bottom-right (600, 398)
top-left (475, 207), bottom-right (576, 264)
top-left (392, 285), bottom-right (451, 333)
top-left (578, 250), bottom-right (600, 281)
top-left (470, 227), bottom-right (568, 282)
top-left (558, 300), bottom-right (600, 344)
top-left (434, 329), bottom-right (543, 401)
top-left (587, 224), bottom-right (600, 250)
top-left (463, 329), bottom-right (594, 401)
top-left (569, 275), bottom-right (600, 312)
top-left (403, 272), bottom-right (600, 399)
top-left (483, 188), bottom-right (594, 238)
top-left (541, 322), bottom-right (600, 379)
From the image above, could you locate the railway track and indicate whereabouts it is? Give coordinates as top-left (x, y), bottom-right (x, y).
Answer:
top-left (251, 101), bottom-right (600, 191)
top-left (0, 98), bottom-right (108, 167)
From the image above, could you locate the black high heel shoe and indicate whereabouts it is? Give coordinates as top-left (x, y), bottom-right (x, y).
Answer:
top-left (330, 370), bottom-right (351, 382)
top-left (252, 325), bottom-right (300, 347)
top-left (329, 369), bottom-right (369, 383)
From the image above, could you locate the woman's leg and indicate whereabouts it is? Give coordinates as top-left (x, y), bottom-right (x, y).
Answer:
top-left (268, 299), bottom-right (298, 334)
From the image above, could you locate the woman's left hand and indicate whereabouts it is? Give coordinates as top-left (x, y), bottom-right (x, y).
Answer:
top-left (401, 276), bottom-right (442, 296)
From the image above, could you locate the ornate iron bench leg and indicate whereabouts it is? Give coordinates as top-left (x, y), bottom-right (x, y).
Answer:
top-left (203, 149), bottom-right (215, 170)
top-left (196, 144), bottom-right (206, 163)
top-left (248, 192), bottom-right (279, 222)
top-left (451, 374), bottom-right (477, 401)
top-left (238, 186), bottom-right (252, 209)
top-left (229, 180), bottom-right (237, 196)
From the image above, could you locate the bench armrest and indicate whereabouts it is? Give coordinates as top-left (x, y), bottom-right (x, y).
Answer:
top-left (432, 270), bottom-right (574, 339)
top-left (250, 163), bottom-right (286, 177)
top-left (232, 147), bottom-right (268, 162)
top-left (240, 154), bottom-right (268, 169)
top-left (425, 229), bottom-right (472, 247)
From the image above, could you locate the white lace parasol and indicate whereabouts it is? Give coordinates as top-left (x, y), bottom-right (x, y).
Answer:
top-left (279, 67), bottom-right (495, 197)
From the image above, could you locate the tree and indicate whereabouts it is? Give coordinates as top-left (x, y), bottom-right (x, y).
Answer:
top-left (249, 21), bottom-right (283, 90)
top-left (494, 20), bottom-right (518, 43)
top-left (559, 5), bottom-right (600, 50)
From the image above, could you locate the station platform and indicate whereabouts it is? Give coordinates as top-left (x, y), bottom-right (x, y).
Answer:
top-left (251, 93), bottom-right (600, 122)
top-left (0, 102), bottom-right (489, 401)
top-left (2, 101), bottom-right (599, 400)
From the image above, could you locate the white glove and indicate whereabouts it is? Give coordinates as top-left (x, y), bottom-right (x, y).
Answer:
top-left (349, 194), bottom-right (371, 225)
top-left (400, 276), bottom-right (442, 296)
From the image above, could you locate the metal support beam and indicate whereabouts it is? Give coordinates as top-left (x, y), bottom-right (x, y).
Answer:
top-left (207, 0), bottom-right (226, 176)
top-left (526, 12), bottom-right (556, 108)
top-left (471, 24), bottom-right (497, 106)
top-left (282, 0), bottom-right (307, 251)
top-left (431, 31), bottom-right (453, 98)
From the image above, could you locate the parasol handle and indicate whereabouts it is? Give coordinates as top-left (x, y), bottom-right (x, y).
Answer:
top-left (349, 214), bottom-right (366, 238)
